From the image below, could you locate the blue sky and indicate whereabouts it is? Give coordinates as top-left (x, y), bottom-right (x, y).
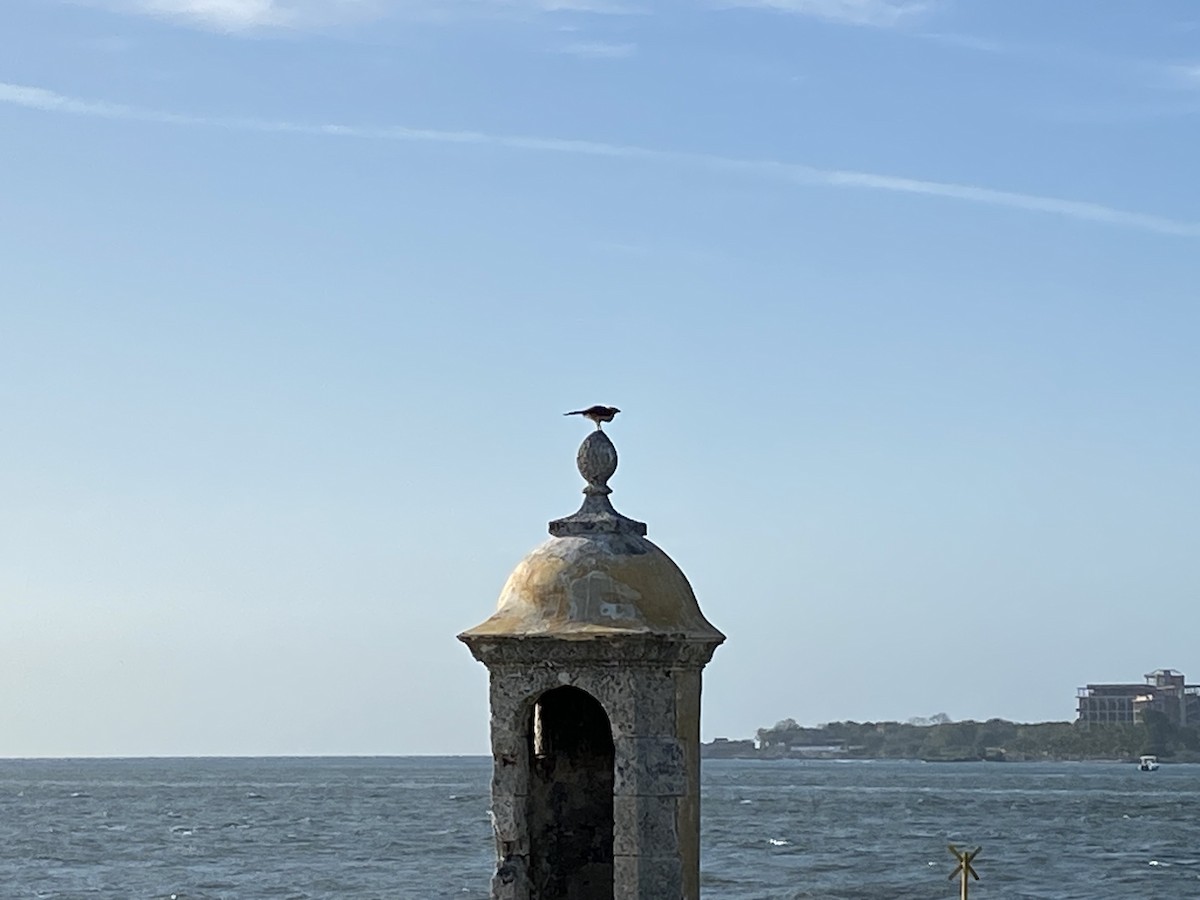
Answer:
top-left (2, 0), bottom-right (1198, 756)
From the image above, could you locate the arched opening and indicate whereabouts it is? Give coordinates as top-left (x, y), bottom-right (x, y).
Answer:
top-left (527, 686), bottom-right (614, 900)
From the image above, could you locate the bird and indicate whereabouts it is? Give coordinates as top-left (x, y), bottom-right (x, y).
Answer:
top-left (564, 405), bottom-right (620, 429)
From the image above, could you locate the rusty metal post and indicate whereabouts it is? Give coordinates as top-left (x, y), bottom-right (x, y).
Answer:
top-left (948, 845), bottom-right (980, 899)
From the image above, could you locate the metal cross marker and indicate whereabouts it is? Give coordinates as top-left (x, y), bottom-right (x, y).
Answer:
top-left (948, 845), bottom-right (981, 900)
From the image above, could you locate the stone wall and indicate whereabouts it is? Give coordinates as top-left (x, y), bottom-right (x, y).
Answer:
top-left (464, 635), bottom-right (720, 900)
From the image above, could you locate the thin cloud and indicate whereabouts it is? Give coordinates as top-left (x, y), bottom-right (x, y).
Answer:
top-left (555, 40), bottom-right (636, 58)
top-left (722, 0), bottom-right (933, 28)
top-left (84, 0), bottom-right (635, 31)
top-left (538, 0), bottom-right (642, 12)
top-left (109, 0), bottom-right (298, 30)
top-left (3, 81), bottom-right (1198, 238)
top-left (78, 35), bottom-right (139, 53)
top-left (1174, 63), bottom-right (1200, 88)
top-left (918, 31), bottom-right (1010, 53)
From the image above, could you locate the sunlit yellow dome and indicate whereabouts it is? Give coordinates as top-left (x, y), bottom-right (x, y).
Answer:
top-left (460, 429), bottom-right (724, 642)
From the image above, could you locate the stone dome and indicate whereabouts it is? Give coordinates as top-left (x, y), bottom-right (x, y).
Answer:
top-left (460, 429), bottom-right (724, 642)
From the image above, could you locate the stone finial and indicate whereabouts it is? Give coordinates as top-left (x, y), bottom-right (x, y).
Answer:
top-left (549, 430), bottom-right (648, 537)
top-left (577, 429), bottom-right (618, 495)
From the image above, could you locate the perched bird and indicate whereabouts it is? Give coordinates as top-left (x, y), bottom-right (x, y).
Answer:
top-left (564, 405), bottom-right (620, 429)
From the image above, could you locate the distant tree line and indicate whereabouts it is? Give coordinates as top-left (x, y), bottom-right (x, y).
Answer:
top-left (725, 711), bottom-right (1200, 762)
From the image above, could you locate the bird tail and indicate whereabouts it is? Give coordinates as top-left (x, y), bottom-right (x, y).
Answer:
top-left (563, 410), bottom-right (585, 416)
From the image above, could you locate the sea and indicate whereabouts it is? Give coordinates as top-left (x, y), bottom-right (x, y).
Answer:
top-left (2, 756), bottom-right (1198, 900)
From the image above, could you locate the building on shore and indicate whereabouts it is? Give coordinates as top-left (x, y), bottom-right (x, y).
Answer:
top-left (1076, 669), bottom-right (1200, 727)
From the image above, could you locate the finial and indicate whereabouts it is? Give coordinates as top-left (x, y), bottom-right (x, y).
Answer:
top-left (577, 429), bottom-right (618, 495)
top-left (549, 426), bottom-right (647, 537)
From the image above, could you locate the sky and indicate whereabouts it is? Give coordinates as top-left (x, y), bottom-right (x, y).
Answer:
top-left (1, 0), bottom-right (1198, 757)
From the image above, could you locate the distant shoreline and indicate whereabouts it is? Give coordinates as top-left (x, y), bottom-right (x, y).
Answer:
top-left (705, 715), bottom-right (1200, 764)
top-left (700, 747), bottom-right (1163, 764)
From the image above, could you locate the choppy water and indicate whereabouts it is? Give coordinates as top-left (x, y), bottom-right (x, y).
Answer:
top-left (2, 756), bottom-right (1198, 899)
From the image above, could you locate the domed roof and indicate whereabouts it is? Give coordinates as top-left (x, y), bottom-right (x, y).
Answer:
top-left (459, 429), bottom-right (723, 643)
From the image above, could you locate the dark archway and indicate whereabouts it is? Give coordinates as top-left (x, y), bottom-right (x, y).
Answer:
top-left (527, 686), bottom-right (615, 900)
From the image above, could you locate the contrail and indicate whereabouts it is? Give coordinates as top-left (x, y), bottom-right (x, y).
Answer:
top-left (3, 81), bottom-right (1197, 238)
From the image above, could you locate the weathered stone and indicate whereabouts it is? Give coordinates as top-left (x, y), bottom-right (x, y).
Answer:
top-left (622, 670), bottom-right (679, 739)
top-left (614, 737), bottom-right (686, 797)
top-left (613, 853), bottom-right (684, 898)
top-left (490, 791), bottom-right (528, 846)
top-left (458, 428), bottom-right (723, 900)
top-left (612, 795), bottom-right (679, 856)
top-left (492, 853), bottom-right (531, 900)
top-left (492, 751), bottom-right (527, 797)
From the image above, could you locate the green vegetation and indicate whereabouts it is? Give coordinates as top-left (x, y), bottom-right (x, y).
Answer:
top-left (716, 712), bottom-right (1200, 762)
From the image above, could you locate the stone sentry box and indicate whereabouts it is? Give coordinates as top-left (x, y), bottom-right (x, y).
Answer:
top-left (459, 428), bottom-right (724, 900)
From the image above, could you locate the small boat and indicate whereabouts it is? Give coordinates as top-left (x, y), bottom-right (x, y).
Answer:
top-left (1138, 755), bottom-right (1160, 772)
